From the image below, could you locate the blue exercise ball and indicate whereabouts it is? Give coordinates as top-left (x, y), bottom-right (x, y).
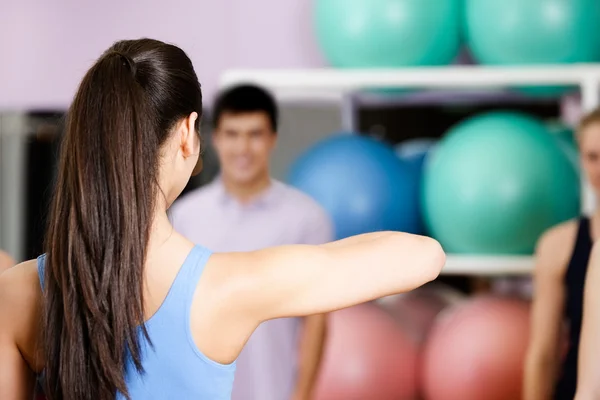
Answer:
top-left (395, 138), bottom-right (438, 174)
top-left (288, 134), bottom-right (420, 239)
top-left (465, 0), bottom-right (600, 65)
top-left (314, 0), bottom-right (462, 68)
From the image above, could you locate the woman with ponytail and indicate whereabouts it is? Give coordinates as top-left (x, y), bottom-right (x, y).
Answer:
top-left (0, 38), bottom-right (445, 400)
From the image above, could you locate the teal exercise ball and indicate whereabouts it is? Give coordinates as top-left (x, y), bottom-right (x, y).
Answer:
top-left (465, 0), bottom-right (600, 65)
top-left (288, 134), bottom-right (420, 239)
top-left (314, 0), bottom-right (462, 68)
top-left (423, 112), bottom-right (580, 254)
top-left (547, 122), bottom-right (580, 173)
top-left (395, 138), bottom-right (438, 235)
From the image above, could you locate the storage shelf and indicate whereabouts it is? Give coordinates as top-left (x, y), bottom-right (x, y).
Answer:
top-left (442, 255), bottom-right (534, 276)
top-left (219, 64), bottom-right (600, 109)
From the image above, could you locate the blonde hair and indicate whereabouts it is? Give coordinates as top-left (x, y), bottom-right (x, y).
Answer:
top-left (578, 107), bottom-right (600, 136)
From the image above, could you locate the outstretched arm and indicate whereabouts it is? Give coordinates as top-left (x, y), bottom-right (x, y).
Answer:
top-left (194, 231), bottom-right (445, 366)
top-left (229, 231), bottom-right (444, 321)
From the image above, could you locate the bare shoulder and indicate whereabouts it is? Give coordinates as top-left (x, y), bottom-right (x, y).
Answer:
top-left (198, 247), bottom-right (306, 303)
top-left (534, 219), bottom-right (580, 278)
top-left (0, 260), bottom-right (41, 322)
top-left (0, 260), bottom-right (43, 372)
top-left (200, 250), bottom-right (264, 291)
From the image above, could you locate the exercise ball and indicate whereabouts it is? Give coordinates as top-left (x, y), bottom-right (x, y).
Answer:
top-left (421, 296), bottom-right (531, 400)
top-left (395, 138), bottom-right (437, 174)
top-left (288, 134), bottom-right (420, 239)
top-left (465, 0), bottom-right (600, 65)
top-left (395, 138), bottom-right (437, 234)
top-left (314, 303), bottom-right (418, 400)
top-left (423, 112), bottom-right (580, 254)
top-left (547, 122), bottom-right (580, 173)
top-left (378, 283), bottom-right (465, 343)
top-left (314, 0), bottom-right (461, 68)
top-left (548, 122), bottom-right (578, 149)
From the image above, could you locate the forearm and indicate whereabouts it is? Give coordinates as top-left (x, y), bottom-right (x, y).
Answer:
top-left (293, 314), bottom-right (327, 399)
top-left (523, 355), bottom-right (560, 400)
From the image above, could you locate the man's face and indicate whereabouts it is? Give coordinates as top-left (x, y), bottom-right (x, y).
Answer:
top-left (213, 112), bottom-right (277, 185)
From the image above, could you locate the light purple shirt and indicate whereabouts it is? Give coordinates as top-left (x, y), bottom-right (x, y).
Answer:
top-left (170, 178), bottom-right (334, 400)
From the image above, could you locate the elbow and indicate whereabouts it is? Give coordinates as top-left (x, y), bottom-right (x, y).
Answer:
top-left (421, 237), bottom-right (446, 282)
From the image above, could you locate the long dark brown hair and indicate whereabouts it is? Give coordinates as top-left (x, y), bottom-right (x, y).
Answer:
top-left (42, 39), bottom-right (202, 400)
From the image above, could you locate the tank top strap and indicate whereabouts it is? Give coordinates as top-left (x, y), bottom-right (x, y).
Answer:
top-left (161, 245), bottom-right (213, 315)
top-left (565, 216), bottom-right (593, 283)
top-left (577, 216), bottom-right (593, 248)
top-left (182, 245), bottom-right (213, 304)
top-left (37, 254), bottom-right (47, 290)
top-left (35, 247), bottom-right (211, 305)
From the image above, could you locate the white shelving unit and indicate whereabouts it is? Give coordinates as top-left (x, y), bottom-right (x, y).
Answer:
top-left (443, 255), bottom-right (534, 276)
top-left (219, 64), bottom-right (600, 276)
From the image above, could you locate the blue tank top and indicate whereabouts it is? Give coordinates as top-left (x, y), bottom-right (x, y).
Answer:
top-left (36, 245), bottom-right (236, 399)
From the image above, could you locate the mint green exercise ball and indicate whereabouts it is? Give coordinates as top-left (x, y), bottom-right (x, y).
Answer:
top-left (314, 0), bottom-right (462, 68)
top-left (465, 0), bottom-right (600, 97)
top-left (547, 122), bottom-right (580, 173)
top-left (465, 0), bottom-right (600, 65)
top-left (423, 112), bottom-right (580, 254)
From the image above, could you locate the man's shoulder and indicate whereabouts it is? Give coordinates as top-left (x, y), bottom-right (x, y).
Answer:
top-left (175, 182), bottom-right (220, 208)
top-left (171, 181), bottom-right (222, 219)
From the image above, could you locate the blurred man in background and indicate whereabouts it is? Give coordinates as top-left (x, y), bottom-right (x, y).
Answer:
top-left (171, 85), bottom-right (333, 400)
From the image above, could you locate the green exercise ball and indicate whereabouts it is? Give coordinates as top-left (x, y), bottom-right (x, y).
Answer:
top-left (465, 0), bottom-right (600, 97)
top-left (314, 0), bottom-right (462, 68)
top-left (547, 121), bottom-right (580, 173)
top-left (465, 0), bottom-right (600, 65)
top-left (423, 112), bottom-right (580, 254)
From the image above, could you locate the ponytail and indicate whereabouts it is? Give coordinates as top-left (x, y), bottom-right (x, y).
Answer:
top-left (43, 51), bottom-right (156, 400)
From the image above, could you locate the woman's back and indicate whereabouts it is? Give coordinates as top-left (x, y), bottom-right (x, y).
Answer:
top-left (35, 245), bottom-right (236, 399)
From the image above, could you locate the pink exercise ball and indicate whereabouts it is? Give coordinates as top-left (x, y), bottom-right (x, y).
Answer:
top-left (314, 303), bottom-right (418, 400)
top-left (378, 283), bottom-right (465, 343)
top-left (421, 296), bottom-right (531, 400)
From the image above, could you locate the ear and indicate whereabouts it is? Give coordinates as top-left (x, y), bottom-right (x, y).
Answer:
top-left (180, 112), bottom-right (200, 158)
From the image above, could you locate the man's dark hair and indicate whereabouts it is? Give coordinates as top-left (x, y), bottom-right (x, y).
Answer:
top-left (212, 84), bottom-right (278, 132)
